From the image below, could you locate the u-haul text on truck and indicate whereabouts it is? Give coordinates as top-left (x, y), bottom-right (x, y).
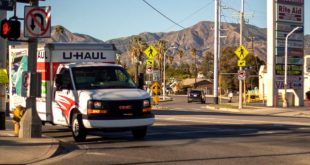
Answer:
top-left (9, 43), bottom-right (154, 142)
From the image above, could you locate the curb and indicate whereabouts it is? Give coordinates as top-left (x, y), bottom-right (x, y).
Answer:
top-left (0, 130), bottom-right (60, 165)
top-left (205, 105), bottom-right (241, 112)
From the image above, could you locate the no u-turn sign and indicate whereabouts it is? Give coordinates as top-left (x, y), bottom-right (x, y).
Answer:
top-left (24, 6), bottom-right (51, 38)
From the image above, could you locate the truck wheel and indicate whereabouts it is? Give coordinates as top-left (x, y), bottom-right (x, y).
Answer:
top-left (132, 127), bottom-right (147, 139)
top-left (71, 113), bottom-right (87, 142)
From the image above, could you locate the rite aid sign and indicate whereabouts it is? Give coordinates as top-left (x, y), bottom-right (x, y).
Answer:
top-left (24, 6), bottom-right (51, 38)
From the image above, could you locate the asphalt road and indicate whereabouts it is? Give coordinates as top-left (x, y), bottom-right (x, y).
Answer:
top-left (37, 95), bottom-right (310, 165)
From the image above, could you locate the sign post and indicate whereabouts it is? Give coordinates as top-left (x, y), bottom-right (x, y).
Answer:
top-left (0, 10), bottom-right (7, 130)
top-left (234, 44), bottom-right (249, 109)
top-left (19, 0), bottom-right (42, 138)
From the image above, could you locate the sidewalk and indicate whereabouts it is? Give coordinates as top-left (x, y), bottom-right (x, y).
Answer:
top-left (156, 95), bottom-right (310, 118)
top-left (0, 130), bottom-right (60, 165)
top-left (206, 103), bottom-right (310, 118)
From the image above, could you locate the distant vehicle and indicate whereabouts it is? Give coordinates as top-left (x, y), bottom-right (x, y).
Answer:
top-left (187, 89), bottom-right (206, 104)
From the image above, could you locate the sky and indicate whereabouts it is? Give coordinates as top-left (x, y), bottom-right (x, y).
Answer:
top-left (8, 0), bottom-right (310, 41)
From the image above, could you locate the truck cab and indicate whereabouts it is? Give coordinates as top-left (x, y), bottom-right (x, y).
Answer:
top-left (53, 62), bottom-right (154, 141)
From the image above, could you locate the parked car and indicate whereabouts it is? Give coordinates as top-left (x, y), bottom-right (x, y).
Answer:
top-left (187, 89), bottom-right (206, 104)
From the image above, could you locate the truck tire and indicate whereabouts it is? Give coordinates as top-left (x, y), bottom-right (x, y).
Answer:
top-left (71, 113), bottom-right (87, 142)
top-left (132, 127), bottom-right (147, 139)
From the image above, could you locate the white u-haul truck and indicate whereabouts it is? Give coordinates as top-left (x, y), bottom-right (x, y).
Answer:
top-left (9, 43), bottom-right (154, 142)
top-left (305, 54), bottom-right (310, 100)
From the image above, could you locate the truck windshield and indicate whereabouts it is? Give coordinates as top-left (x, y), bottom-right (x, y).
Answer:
top-left (72, 66), bottom-right (137, 90)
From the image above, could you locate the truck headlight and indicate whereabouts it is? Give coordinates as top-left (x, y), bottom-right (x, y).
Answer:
top-left (87, 100), bottom-right (108, 114)
top-left (143, 99), bottom-right (152, 113)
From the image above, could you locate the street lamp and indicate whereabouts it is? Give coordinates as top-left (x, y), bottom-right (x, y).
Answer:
top-left (163, 46), bottom-right (177, 101)
top-left (283, 26), bottom-right (302, 108)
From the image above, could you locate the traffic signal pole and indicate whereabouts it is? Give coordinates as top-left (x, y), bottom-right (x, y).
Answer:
top-left (238, 0), bottom-right (244, 109)
top-left (0, 10), bottom-right (7, 130)
top-left (213, 0), bottom-right (220, 104)
top-left (19, 0), bottom-right (42, 138)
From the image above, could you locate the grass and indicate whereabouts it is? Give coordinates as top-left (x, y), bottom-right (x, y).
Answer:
top-left (207, 103), bottom-right (239, 109)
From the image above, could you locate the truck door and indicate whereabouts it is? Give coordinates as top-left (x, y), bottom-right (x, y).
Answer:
top-left (52, 68), bottom-right (76, 126)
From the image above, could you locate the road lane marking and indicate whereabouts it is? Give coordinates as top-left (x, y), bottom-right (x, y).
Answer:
top-left (156, 115), bottom-right (310, 126)
top-left (147, 129), bottom-right (257, 136)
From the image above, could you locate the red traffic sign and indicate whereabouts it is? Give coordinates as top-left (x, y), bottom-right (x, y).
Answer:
top-left (146, 65), bottom-right (153, 74)
top-left (238, 70), bottom-right (246, 80)
top-left (24, 6), bottom-right (51, 38)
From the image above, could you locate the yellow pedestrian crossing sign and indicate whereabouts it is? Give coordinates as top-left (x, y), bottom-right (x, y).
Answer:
top-left (144, 46), bottom-right (158, 59)
top-left (234, 45), bottom-right (248, 60)
top-left (151, 81), bottom-right (161, 95)
top-left (238, 60), bottom-right (246, 67)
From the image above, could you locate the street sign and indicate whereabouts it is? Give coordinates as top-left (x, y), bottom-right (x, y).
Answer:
top-left (238, 60), bottom-right (246, 67)
top-left (146, 65), bottom-right (153, 74)
top-left (153, 70), bottom-right (160, 82)
top-left (146, 59), bottom-right (154, 66)
top-left (144, 46), bottom-right (158, 59)
top-left (151, 81), bottom-right (161, 95)
top-left (0, 0), bottom-right (13, 10)
top-left (238, 70), bottom-right (246, 80)
top-left (24, 6), bottom-right (51, 38)
top-left (152, 96), bottom-right (160, 103)
top-left (234, 45), bottom-right (248, 60)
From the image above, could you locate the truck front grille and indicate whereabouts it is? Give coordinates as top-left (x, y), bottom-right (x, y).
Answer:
top-left (106, 100), bottom-right (143, 116)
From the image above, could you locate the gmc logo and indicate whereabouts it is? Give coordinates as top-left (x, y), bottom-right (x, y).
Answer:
top-left (119, 105), bottom-right (132, 110)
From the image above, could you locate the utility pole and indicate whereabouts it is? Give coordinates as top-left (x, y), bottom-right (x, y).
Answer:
top-left (0, 10), bottom-right (7, 130)
top-left (19, 0), bottom-right (42, 138)
top-left (213, 0), bottom-right (220, 104)
top-left (238, 0), bottom-right (244, 109)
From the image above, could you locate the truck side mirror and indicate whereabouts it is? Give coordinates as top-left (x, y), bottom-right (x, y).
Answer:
top-left (55, 74), bottom-right (63, 90)
top-left (138, 73), bottom-right (144, 90)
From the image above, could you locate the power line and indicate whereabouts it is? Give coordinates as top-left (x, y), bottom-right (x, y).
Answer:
top-left (142, 0), bottom-right (185, 29)
top-left (165, 0), bottom-right (213, 31)
top-left (176, 0), bottom-right (213, 25)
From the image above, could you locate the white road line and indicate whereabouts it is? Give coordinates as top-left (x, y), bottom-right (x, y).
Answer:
top-left (156, 115), bottom-right (310, 126)
top-left (148, 129), bottom-right (257, 136)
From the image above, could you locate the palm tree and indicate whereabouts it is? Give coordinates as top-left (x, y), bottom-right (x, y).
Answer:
top-left (177, 49), bottom-right (184, 61)
top-left (154, 40), bottom-right (168, 83)
top-left (202, 51), bottom-right (214, 79)
top-left (168, 55), bottom-right (174, 64)
top-left (128, 36), bottom-right (147, 83)
top-left (190, 47), bottom-right (197, 87)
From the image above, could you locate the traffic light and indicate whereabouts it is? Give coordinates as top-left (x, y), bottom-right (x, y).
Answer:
top-left (0, 19), bottom-right (21, 40)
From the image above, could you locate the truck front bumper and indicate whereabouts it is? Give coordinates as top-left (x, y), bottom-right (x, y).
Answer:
top-left (82, 114), bottom-right (155, 129)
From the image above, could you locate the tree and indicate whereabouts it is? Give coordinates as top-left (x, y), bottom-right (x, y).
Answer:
top-left (177, 49), bottom-right (184, 60)
top-left (220, 46), bottom-right (239, 92)
top-left (218, 46), bottom-right (265, 93)
top-left (201, 51), bottom-right (214, 79)
top-left (154, 40), bottom-right (168, 83)
top-left (190, 47), bottom-right (198, 87)
top-left (128, 36), bottom-right (147, 83)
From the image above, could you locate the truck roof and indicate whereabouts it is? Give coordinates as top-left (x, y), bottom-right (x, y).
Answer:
top-left (63, 62), bottom-right (121, 68)
top-left (45, 43), bottom-right (116, 51)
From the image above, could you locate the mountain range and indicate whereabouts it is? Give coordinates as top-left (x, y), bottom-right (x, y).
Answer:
top-left (35, 21), bottom-right (310, 63)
